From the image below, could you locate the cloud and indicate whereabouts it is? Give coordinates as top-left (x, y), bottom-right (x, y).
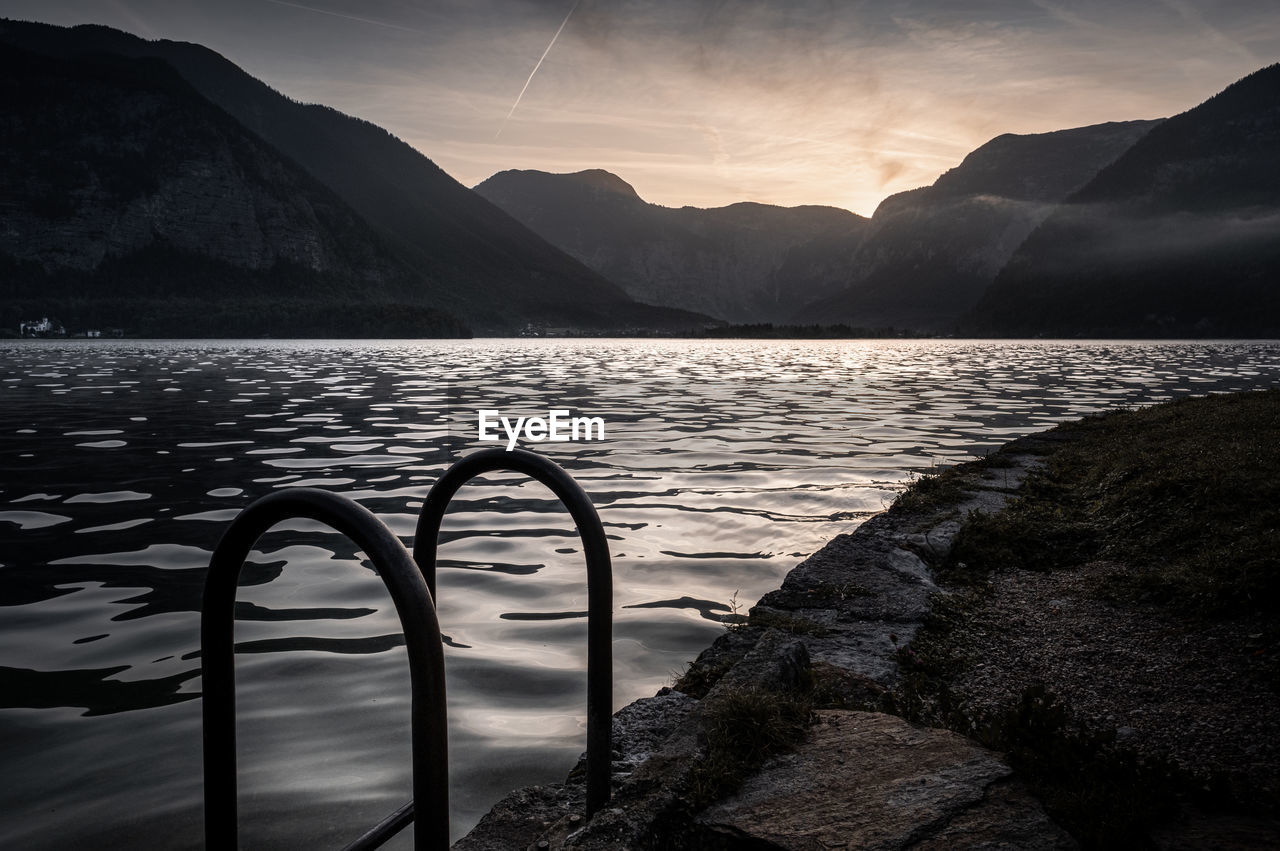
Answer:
top-left (7, 0), bottom-right (1278, 214)
top-left (259, 0), bottom-right (430, 35)
top-left (1156, 0), bottom-right (1260, 66)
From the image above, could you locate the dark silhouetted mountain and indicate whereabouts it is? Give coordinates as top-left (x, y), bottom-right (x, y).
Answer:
top-left (794, 120), bottom-right (1161, 331)
top-left (1, 19), bottom-right (705, 333)
top-left (475, 169), bottom-right (867, 322)
top-left (0, 44), bottom-right (466, 337)
top-left (966, 65), bottom-right (1280, 337)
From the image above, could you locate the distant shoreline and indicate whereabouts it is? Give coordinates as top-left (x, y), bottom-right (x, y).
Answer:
top-left (5, 332), bottom-right (1280, 343)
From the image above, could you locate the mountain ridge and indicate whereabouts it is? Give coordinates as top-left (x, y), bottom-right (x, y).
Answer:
top-left (478, 118), bottom-right (1162, 331)
top-left (966, 63), bottom-right (1280, 337)
top-left (793, 119), bottom-right (1162, 330)
top-left (0, 18), bottom-right (707, 333)
top-left (0, 42), bottom-right (468, 337)
top-left (475, 168), bottom-right (868, 322)
top-left (6, 18), bottom-right (1274, 338)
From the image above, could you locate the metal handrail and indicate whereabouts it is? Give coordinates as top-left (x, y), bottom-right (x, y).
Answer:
top-left (200, 450), bottom-right (613, 849)
top-left (201, 488), bottom-right (449, 850)
top-left (413, 448), bottom-right (614, 816)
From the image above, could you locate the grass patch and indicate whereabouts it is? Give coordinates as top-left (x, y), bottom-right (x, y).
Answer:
top-left (949, 389), bottom-right (1280, 621)
top-left (949, 507), bottom-right (1100, 576)
top-left (687, 684), bottom-right (813, 809)
top-left (672, 655), bottom-right (738, 700)
top-left (977, 450), bottom-right (1020, 469)
top-left (890, 463), bottom-right (971, 515)
top-left (888, 588), bottom-right (986, 725)
top-left (891, 446), bottom-right (1032, 516)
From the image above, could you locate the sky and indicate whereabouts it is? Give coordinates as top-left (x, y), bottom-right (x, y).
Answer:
top-left (3, 1), bottom-right (1278, 215)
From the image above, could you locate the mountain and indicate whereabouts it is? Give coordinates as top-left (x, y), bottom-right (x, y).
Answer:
top-left (794, 120), bottom-right (1161, 331)
top-left (475, 169), bottom-right (867, 322)
top-left (966, 65), bottom-right (1280, 337)
top-left (0, 19), bottom-right (705, 334)
top-left (0, 44), bottom-right (467, 338)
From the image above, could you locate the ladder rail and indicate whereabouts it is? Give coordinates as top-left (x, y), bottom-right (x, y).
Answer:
top-left (201, 488), bottom-right (449, 850)
top-left (200, 450), bottom-right (613, 848)
top-left (413, 448), bottom-right (613, 816)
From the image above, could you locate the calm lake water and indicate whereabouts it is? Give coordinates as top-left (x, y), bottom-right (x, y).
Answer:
top-left (2, 338), bottom-right (1277, 848)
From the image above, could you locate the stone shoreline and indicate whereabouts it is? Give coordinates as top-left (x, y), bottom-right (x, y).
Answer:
top-left (455, 431), bottom-right (1075, 850)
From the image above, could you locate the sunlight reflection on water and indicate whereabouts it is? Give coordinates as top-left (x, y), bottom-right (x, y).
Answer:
top-left (1, 337), bottom-right (1277, 848)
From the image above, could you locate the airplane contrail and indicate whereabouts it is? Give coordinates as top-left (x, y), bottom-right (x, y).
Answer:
top-left (496, 0), bottom-right (581, 140)
top-left (262, 0), bottom-right (428, 35)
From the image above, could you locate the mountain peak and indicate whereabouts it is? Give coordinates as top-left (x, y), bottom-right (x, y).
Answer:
top-left (927, 119), bottom-right (1164, 204)
top-left (476, 168), bottom-right (643, 203)
top-left (564, 169), bottom-right (640, 199)
top-left (475, 167), bottom-right (867, 323)
top-left (967, 61), bottom-right (1280, 337)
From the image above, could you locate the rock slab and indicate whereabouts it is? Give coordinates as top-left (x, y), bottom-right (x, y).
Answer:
top-left (697, 710), bottom-right (1076, 850)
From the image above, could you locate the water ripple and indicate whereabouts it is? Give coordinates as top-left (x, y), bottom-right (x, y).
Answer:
top-left (2, 337), bottom-right (1278, 848)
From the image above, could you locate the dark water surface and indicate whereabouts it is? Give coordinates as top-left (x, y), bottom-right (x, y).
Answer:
top-left (2, 338), bottom-right (1277, 848)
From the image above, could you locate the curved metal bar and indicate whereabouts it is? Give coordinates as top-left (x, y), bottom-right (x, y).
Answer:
top-left (202, 488), bottom-right (448, 850)
top-left (412, 448), bottom-right (613, 815)
top-left (341, 800), bottom-right (415, 851)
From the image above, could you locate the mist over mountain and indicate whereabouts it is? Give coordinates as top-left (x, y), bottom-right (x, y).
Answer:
top-left (475, 169), bottom-right (867, 323)
top-left (0, 43), bottom-right (467, 337)
top-left (966, 64), bottom-right (1280, 337)
top-left (794, 120), bottom-right (1161, 331)
top-left (1, 19), bottom-right (706, 334)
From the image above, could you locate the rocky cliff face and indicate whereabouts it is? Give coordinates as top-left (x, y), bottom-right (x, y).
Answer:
top-left (967, 65), bottom-right (1280, 337)
top-left (475, 169), bottom-right (867, 323)
top-left (0, 45), bottom-right (471, 337)
top-left (0, 51), bottom-right (393, 284)
top-left (794, 120), bottom-right (1161, 331)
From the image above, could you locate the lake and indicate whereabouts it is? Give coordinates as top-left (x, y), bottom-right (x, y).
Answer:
top-left (2, 338), bottom-right (1277, 848)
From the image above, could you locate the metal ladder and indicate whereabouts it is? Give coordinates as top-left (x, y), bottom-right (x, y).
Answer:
top-left (200, 448), bottom-right (613, 850)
